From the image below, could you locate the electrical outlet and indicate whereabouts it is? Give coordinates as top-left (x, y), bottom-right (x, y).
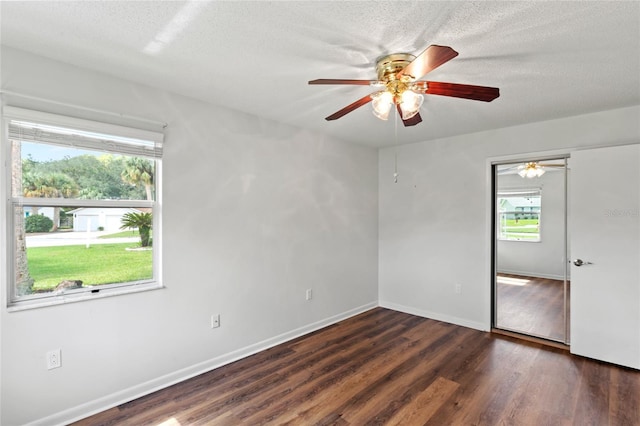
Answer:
top-left (47, 349), bottom-right (61, 370)
top-left (455, 283), bottom-right (462, 294)
top-left (306, 289), bottom-right (313, 301)
top-left (211, 314), bottom-right (220, 328)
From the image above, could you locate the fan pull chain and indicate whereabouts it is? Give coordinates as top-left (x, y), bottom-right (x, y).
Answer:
top-left (394, 110), bottom-right (399, 183)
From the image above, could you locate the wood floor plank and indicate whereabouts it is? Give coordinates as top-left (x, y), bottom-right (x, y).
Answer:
top-left (428, 362), bottom-right (525, 425)
top-left (187, 312), bottom-right (412, 424)
top-left (573, 359), bottom-right (611, 426)
top-left (249, 317), bottom-right (453, 424)
top-left (609, 366), bottom-right (640, 425)
top-left (72, 308), bottom-right (640, 426)
top-left (175, 311), bottom-right (407, 424)
top-left (495, 348), bottom-right (580, 425)
top-left (337, 325), bottom-right (472, 424)
top-left (385, 376), bottom-right (459, 425)
top-left (233, 325), bottom-right (410, 423)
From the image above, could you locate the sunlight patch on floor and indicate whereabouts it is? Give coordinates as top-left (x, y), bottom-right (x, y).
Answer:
top-left (156, 418), bottom-right (182, 426)
top-left (497, 276), bottom-right (530, 286)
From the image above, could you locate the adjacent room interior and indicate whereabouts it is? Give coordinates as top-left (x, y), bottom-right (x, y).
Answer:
top-left (494, 158), bottom-right (569, 343)
top-left (1, 2), bottom-right (639, 425)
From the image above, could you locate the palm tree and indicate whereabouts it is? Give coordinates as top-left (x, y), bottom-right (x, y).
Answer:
top-left (121, 157), bottom-right (154, 201)
top-left (22, 171), bottom-right (79, 231)
top-left (120, 211), bottom-right (153, 247)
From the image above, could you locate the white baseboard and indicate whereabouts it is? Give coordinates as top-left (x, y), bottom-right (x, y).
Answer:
top-left (497, 269), bottom-right (567, 281)
top-left (379, 300), bottom-right (489, 332)
top-left (30, 301), bottom-right (378, 426)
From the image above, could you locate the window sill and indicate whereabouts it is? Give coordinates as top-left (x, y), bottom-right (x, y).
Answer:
top-left (498, 239), bottom-right (541, 243)
top-left (6, 281), bottom-right (164, 312)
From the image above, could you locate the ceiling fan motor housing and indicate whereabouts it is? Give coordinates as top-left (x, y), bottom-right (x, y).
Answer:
top-left (375, 53), bottom-right (416, 81)
top-left (375, 53), bottom-right (417, 102)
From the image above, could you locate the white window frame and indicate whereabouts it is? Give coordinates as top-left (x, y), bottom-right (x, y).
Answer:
top-left (3, 106), bottom-right (163, 310)
top-left (496, 189), bottom-right (542, 242)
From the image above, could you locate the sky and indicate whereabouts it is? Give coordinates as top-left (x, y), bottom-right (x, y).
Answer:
top-left (21, 142), bottom-right (99, 162)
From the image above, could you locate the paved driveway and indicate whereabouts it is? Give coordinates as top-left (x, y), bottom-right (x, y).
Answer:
top-left (26, 231), bottom-right (139, 248)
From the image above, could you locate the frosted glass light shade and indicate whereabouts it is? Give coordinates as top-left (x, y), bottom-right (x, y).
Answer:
top-left (518, 163), bottom-right (546, 178)
top-left (399, 90), bottom-right (423, 120)
top-left (371, 91), bottom-right (394, 120)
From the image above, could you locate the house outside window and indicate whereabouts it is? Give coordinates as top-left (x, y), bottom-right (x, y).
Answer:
top-left (497, 189), bottom-right (542, 241)
top-left (3, 106), bottom-right (163, 309)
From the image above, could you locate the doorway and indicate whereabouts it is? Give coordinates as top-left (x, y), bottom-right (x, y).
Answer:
top-left (492, 157), bottom-right (569, 344)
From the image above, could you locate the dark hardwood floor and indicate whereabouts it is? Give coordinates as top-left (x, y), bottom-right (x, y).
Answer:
top-left (74, 308), bottom-right (639, 425)
top-left (496, 274), bottom-right (569, 342)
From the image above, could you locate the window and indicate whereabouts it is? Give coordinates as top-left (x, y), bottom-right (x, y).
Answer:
top-left (4, 107), bottom-right (163, 308)
top-left (497, 189), bottom-right (541, 241)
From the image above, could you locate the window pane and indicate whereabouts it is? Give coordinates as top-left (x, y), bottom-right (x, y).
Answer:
top-left (17, 141), bottom-right (155, 201)
top-left (497, 194), bottom-right (541, 241)
top-left (7, 111), bottom-right (161, 306)
top-left (14, 205), bottom-right (153, 297)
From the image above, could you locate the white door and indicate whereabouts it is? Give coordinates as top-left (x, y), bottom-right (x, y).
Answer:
top-left (570, 144), bottom-right (640, 369)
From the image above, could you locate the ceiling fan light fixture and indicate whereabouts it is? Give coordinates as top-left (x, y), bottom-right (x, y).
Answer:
top-left (518, 162), bottom-right (546, 178)
top-left (371, 91), bottom-right (394, 120)
top-left (399, 90), bottom-right (423, 120)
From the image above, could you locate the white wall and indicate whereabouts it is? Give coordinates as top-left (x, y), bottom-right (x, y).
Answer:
top-left (0, 47), bottom-right (379, 425)
top-left (379, 105), bottom-right (640, 331)
top-left (496, 170), bottom-right (566, 280)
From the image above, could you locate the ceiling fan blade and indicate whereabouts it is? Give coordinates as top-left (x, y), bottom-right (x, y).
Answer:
top-left (403, 112), bottom-right (422, 126)
top-left (395, 104), bottom-right (422, 126)
top-left (325, 93), bottom-right (375, 121)
top-left (309, 79), bottom-right (380, 86)
top-left (396, 45), bottom-right (459, 80)
top-left (414, 81), bottom-right (500, 102)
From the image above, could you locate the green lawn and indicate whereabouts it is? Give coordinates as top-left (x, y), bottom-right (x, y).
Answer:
top-left (27, 243), bottom-right (152, 291)
top-left (99, 230), bottom-right (140, 239)
top-left (504, 219), bottom-right (538, 226)
top-left (499, 219), bottom-right (540, 240)
top-left (502, 219), bottom-right (539, 233)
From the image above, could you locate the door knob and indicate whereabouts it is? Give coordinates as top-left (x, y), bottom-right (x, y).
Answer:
top-left (573, 259), bottom-right (593, 267)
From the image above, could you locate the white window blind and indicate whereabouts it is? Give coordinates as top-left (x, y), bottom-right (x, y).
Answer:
top-left (5, 106), bottom-right (163, 158)
top-left (497, 189), bottom-right (541, 197)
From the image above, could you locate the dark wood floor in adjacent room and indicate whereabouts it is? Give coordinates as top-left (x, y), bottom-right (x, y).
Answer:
top-left (496, 273), bottom-right (569, 341)
top-left (74, 308), bottom-right (639, 425)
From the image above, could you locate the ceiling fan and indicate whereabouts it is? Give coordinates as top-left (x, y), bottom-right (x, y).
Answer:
top-left (498, 161), bottom-right (566, 178)
top-left (309, 44), bottom-right (500, 126)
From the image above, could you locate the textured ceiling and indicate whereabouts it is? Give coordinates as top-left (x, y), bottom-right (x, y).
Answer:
top-left (1, 1), bottom-right (639, 148)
